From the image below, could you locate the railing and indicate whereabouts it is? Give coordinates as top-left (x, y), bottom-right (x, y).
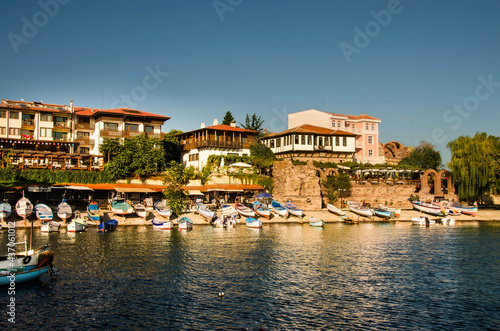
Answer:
top-left (314, 145), bottom-right (333, 151)
top-left (122, 131), bottom-right (141, 138)
top-left (100, 130), bottom-right (123, 138)
top-left (54, 121), bottom-right (70, 128)
top-left (182, 140), bottom-right (244, 150)
top-left (22, 119), bottom-right (35, 126)
top-left (76, 122), bottom-right (95, 130)
top-left (75, 138), bottom-right (94, 145)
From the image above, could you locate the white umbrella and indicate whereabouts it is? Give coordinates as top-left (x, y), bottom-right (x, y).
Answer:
top-left (229, 162), bottom-right (252, 168)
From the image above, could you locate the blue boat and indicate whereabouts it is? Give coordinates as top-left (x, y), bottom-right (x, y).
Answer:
top-left (252, 201), bottom-right (270, 219)
top-left (0, 266), bottom-right (52, 286)
top-left (245, 217), bottom-right (262, 228)
top-left (309, 217), bottom-right (325, 227)
top-left (285, 201), bottom-right (303, 218)
top-left (87, 201), bottom-right (103, 222)
top-left (372, 208), bottom-right (394, 219)
top-left (178, 216), bottom-right (193, 231)
top-left (271, 200), bottom-right (289, 218)
top-left (0, 247), bottom-right (54, 286)
top-left (99, 219), bottom-right (118, 232)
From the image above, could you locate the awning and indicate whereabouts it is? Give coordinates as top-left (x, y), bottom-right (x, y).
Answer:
top-left (188, 190), bottom-right (204, 196)
top-left (206, 188), bottom-right (226, 192)
top-left (115, 187), bottom-right (156, 193)
top-left (225, 188), bottom-right (244, 192)
top-left (50, 185), bottom-right (93, 191)
top-left (229, 162), bottom-right (252, 168)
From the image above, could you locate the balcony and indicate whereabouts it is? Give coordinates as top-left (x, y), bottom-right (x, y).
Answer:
top-left (182, 140), bottom-right (244, 151)
top-left (75, 122), bottom-right (95, 130)
top-left (100, 130), bottom-right (123, 138)
top-left (122, 130), bottom-right (141, 138)
top-left (75, 137), bottom-right (95, 145)
top-left (314, 145), bottom-right (333, 151)
top-left (54, 121), bottom-right (71, 129)
top-left (355, 140), bottom-right (364, 149)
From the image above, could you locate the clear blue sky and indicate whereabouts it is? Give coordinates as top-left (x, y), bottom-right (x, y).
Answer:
top-left (1, 0), bottom-right (499, 165)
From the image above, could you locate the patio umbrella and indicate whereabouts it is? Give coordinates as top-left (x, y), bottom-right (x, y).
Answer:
top-left (256, 192), bottom-right (273, 199)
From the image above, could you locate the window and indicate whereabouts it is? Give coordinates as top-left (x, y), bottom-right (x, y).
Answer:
top-left (40, 128), bottom-right (51, 137)
top-left (9, 112), bottom-right (19, 119)
top-left (368, 149), bottom-right (373, 157)
top-left (338, 121), bottom-right (341, 128)
top-left (343, 137), bottom-right (347, 146)
top-left (276, 138), bottom-right (281, 148)
top-left (295, 135), bottom-right (299, 144)
top-left (318, 137), bottom-right (323, 146)
top-left (53, 116), bottom-right (67, 127)
top-left (125, 123), bottom-right (138, 132)
top-left (9, 128), bottom-right (19, 135)
top-left (40, 113), bottom-right (52, 121)
top-left (368, 136), bottom-right (373, 144)
top-left (332, 121), bottom-right (335, 128)
top-left (104, 122), bottom-right (118, 131)
top-left (301, 135), bottom-right (305, 145)
top-left (79, 147), bottom-right (90, 154)
top-left (53, 131), bottom-right (68, 141)
top-left (77, 131), bottom-right (89, 138)
top-left (336, 137), bottom-right (340, 146)
top-left (0, 111), bottom-right (6, 118)
top-left (0, 127), bottom-right (5, 135)
top-left (77, 116), bottom-right (89, 124)
top-left (144, 125), bottom-right (154, 133)
top-left (325, 137), bottom-right (330, 146)
top-left (371, 124), bottom-right (375, 130)
top-left (270, 140), bottom-right (275, 148)
top-left (308, 135), bottom-right (312, 145)
top-left (365, 124), bottom-right (369, 130)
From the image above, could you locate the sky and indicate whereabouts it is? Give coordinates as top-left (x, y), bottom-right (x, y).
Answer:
top-left (1, 0), bottom-right (499, 165)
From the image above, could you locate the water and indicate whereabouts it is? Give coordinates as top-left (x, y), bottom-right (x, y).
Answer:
top-left (1, 222), bottom-right (499, 330)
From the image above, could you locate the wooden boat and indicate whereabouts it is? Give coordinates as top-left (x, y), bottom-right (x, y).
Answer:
top-left (196, 202), bottom-right (216, 221)
top-left (213, 215), bottom-right (237, 228)
top-left (220, 204), bottom-right (238, 217)
top-left (178, 216), bottom-right (193, 231)
top-left (109, 197), bottom-right (134, 216)
top-left (347, 201), bottom-right (373, 218)
top-left (35, 204), bottom-right (53, 221)
top-left (0, 201), bottom-right (12, 221)
top-left (87, 201), bottom-right (103, 222)
top-left (0, 244), bottom-right (52, 271)
top-left (245, 217), bottom-right (262, 228)
top-left (377, 204), bottom-right (401, 218)
top-left (56, 199), bottom-right (72, 221)
top-left (285, 201), bottom-right (303, 218)
top-left (154, 201), bottom-right (172, 218)
top-left (235, 202), bottom-right (256, 218)
top-left (341, 215), bottom-right (359, 224)
top-left (440, 216), bottom-right (455, 225)
top-left (252, 201), bottom-right (270, 219)
top-left (449, 201), bottom-right (477, 216)
top-left (327, 203), bottom-right (345, 216)
top-left (41, 220), bottom-right (60, 233)
top-left (372, 208), bottom-right (394, 219)
top-left (0, 266), bottom-right (52, 286)
top-left (411, 216), bottom-right (436, 226)
top-left (99, 219), bottom-right (118, 232)
top-left (271, 200), bottom-right (288, 218)
top-left (134, 203), bottom-right (149, 219)
top-left (408, 199), bottom-right (447, 216)
top-left (67, 211), bottom-right (87, 233)
top-left (309, 217), bottom-right (324, 227)
top-left (16, 193), bottom-right (33, 220)
top-left (151, 217), bottom-right (173, 230)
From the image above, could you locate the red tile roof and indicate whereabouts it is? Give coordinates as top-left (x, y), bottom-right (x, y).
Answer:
top-left (263, 124), bottom-right (357, 138)
top-left (178, 124), bottom-right (259, 136)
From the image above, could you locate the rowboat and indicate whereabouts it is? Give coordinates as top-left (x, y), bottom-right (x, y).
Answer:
top-left (0, 201), bottom-right (12, 221)
top-left (41, 220), bottom-right (60, 233)
top-left (411, 216), bottom-right (436, 226)
top-left (252, 201), bottom-right (270, 219)
top-left (87, 201), bottom-right (103, 222)
top-left (440, 216), bottom-right (455, 225)
top-left (408, 199), bottom-right (447, 216)
top-left (57, 199), bottom-right (72, 221)
top-left (35, 204), bottom-right (53, 221)
top-left (213, 215), bottom-right (237, 228)
top-left (285, 201), bottom-right (303, 218)
top-left (154, 201), bottom-right (172, 218)
top-left (220, 204), bottom-right (238, 217)
top-left (109, 197), bottom-right (134, 216)
top-left (235, 203), bottom-right (256, 218)
top-left (449, 201), bottom-right (477, 216)
top-left (16, 193), bottom-right (33, 220)
top-left (245, 217), bottom-right (262, 228)
top-left (0, 245), bottom-right (52, 272)
top-left (67, 211), bottom-right (87, 233)
top-left (377, 204), bottom-right (401, 218)
top-left (347, 201), bottom-right (373, 218)
top-left (99, 219), bottom-right (118, 232)
top-left (178, 216), bottom-right (193, 231)
top-left (372, 208), bottom-right (394, 219)
top-left (271, 200), bottom-right (289, 218)
top-left (327, 203), bottom-right (345, 216)
top-left (151, 217), bottom-right (173, 230)
top-left (134, 203), bottom-right (149, 219)
top-left (309, 217), bottom-right (324, 227)
top-left (196, 202), bottom-right (216, 221)
top-left (341, 215), bottom-right (359, 224)
top-left (0, 266), bottom-right (52, 286)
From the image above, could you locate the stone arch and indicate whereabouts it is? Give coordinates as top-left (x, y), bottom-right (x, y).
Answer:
top-left (316, 167), bottom-right (339, 179)
top-left (384, 141), bottom-right (408, 160)
top-left (438, 170), bottom-right (454, 194)
top-left (421, 169), bottom-right (441, 195)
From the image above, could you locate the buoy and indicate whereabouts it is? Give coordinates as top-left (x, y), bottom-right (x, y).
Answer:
top-left (219, 292), bottom-right (224, 298)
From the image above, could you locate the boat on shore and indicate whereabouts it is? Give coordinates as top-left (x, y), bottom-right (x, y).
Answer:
top-left (449, 201), bottom-right (477, 216)
top-left (57, 199), bottom-right (72, 221)
top-left (235, 202), bottom-right (256, 218)
top-left (372, 208), bottom-right (394, 219)
top-left (41, 220), bottom-right (60, 233)
top-left (99, 219), bottom-right (118, 232)
top-left (178, 216), bottom-right (193, 231)
top-left (35, 204), bottom-right (53, 221)
top-left (151, 217), bottom-right (173, 230)
top-left (134, 203), bottom-right (149, 219)
top-left (0, 201), bottom-right (11, 221)
top-left (213, 214), bottom-right (237, 228)
top-left (109, 197), bottom-right (134, 216)
top-left (154, 201), bottom-right (172, 218)
top-left (285, 201), bottom-right (303, 218)
top-left (327, 203), bottom-right (345, 216)
top-left (341, 215), bottom-right (359, 224)
top-left (16, 193), bottom-right (33, 220)
top-left (271, 200), bottom-right (288, 218)
top-left (309, 217), bottom-right (324, 227)
top-left (67, 211), bottom-right (87, 233)
top-left (377, 204), bottom-right (401, 218)
top-left (87, 201), bottom-right (103, 222)
top-left (252, 201), bottom-right (270, 219)
top-left (245, 217), bottom-right (262, 228)
top-left (408, 199), bottom-right (447, 216)
top-left (220, 204), bottom-right (238, 217)
top-left (196, 202), bottom-right (216, 221)
top-left (347, 201), bottom-right (373, 218)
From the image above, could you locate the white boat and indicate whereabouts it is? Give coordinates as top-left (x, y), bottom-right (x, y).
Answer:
top-left (67, 211), bottom-right (87, 233)
top-left (449, 201), bottom-right (477, 216)
top-left (41, 220), bottom-right (60, 232)
top-left (35, 203), bottom-right (53, 221)
top-left (271, 200), bottom-right (289, 218)
top-left (57, 199), bottom-right (72, 221)
top-left (309, 217), bottom-right (324, 227)
top-left (377, 204), bottom-right (401, 218)
top-left (16, 193), bottom-right (33, 220)
top-left (411, 216), bottom-right (436, 226)
top-left (440, 216), bottom-right (455, 225)
top-left (213, 215), bottom-right (237, 228)
top-left (408, 199), bottom-right (448, 216)
top-left (220, 204), bottom-right (238, 217)
top-left (151, 217), bottom-right (173, 230)
top-left (347, 201), bottom-right (373, 218)
top-left (196, 202), bottom-right (216, 221)
top-left (109, 197), bottom-right (134, 216)
top-left (134, 203), bottom-right (149, 219)
top-left (326, 203), bottom-right (345, 216)
top-left (178, 216), bottom-right (193, 231)
top-left (0, 244), bottom-right (52, 271)
top-left (285, 201), bottom-right (304, 218)
top-left (0, 245), bottom-right (54, 285)
top-left (154, 201), bottom-right (172, 218)
top-left (235, 203), bottom-right (256, 218)
top-left (0, 201), bottom-right (12, 221)
top-left (245, 217), bottom-right (262, 228)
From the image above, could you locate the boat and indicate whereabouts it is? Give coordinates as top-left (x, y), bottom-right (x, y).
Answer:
top-left (220, 204), bottom-right (238, 217)
top-left (448, 201), bottom-right (477, 216)
top-left (411, 216), bottom-right (436, 226)
top-left (440, 216), bottom-right (455, 225)
top-left (41, 220), bottom-right (60, 233)
top-left (99, 219), bottom-right (119, 232)
top-left (67, 211), bottom-right (87, 233)
top-left (347, 201), bottom-right (374, 218)
top-left (252, 201), bottom-right (270, 219)
top-left (309, 217), bottom-right (324, 227)
top-left (271, 200), bottom-right (289, 218)
top-left (151, 217), bottom-right (173, 230)
top-left (56, 198), bottom-right (72, 221)
top-left (408, 199), bottom-right (447, 216)
top-left (372, 208), bottom-right (394, 219)
top-left (245, 217), bottom-right (262, 228)
top-left (154, 201), bottom-right (172, 218)
top-left (134, 203), bottom-right (149, 219)
top-left (16, 192), bottom-right (33, 220)
top-left (87, 201), bottom-right (103, 222)
top-left (377, 204), bottom-right (401, 218)
top-left (109, 197), bottom-right (134, 216)
top-left (235, 202), bottom-right (256, 218)
top-left (178, 216), bottom-right (193, 231)
top-left (0, 201), bottom-right (12, 221)
top-left (285, 201), bottom-right (304, 218)
top-left (0, 266), bottom-right (53, 286)
top-left (213, 214), bottom-right (237, 228)
top-left (327, 203), bottom-right (345, 216)
top-left (341, 215), bottom-right (359, 224)
top-left (35, 204), bottom-right (53, 221)
top-left (196, 202), bottom-right (216, 221)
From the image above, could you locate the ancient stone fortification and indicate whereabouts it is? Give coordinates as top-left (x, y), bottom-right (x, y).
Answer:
top-left (349, 184), bottom-right (417, 208)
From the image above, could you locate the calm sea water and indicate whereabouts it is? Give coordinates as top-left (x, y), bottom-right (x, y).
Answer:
top-left (1, 221), bottom-right (499, 330)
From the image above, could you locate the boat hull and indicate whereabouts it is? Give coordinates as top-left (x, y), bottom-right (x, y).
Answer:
top-left (41, 221), bottom-right (60, 233)
top-left (178, 217), bottom-right (193, 230)
top-left (409, 200), bottom-right (446, 216)
top-left (152, 218), bottom-right (173, 230)
top-left (347, 202), bottom-right (373, 217)
top-left (0, 266), bottom-right (51, 286)
top-left (309, 219), bottom-right (324, 227)
top-left (245, 217), bottom-right (262, 228)
top-left (99, 220), bottom-right (118, 232)
top-left (327, 204), bottom-right (345, 216)
top-left (271, 201), bottom-right (289, 218)
top-left (67, 220), bottom-right (87, 233)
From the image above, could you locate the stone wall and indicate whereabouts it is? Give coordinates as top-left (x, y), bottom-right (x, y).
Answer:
top-left (349, 184), bottom-right (417, 208)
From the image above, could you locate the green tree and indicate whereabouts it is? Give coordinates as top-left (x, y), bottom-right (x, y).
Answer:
top-left (163, 129), bottom-right (183, 163)
top-left (250, 143), bottom-right (276, 174)
top-left (321, 173), bottom-right (352, 204)
top-left (222, 111), bottom-right (236, 126)
top-left (400, 141), bottom-right (442, 170)
top-left (240, 113), bottom-right (264, 132)
top-left (99, 138), bottom-right (122, 163)
top-left (163, 161), bottom-right (190, 215)
top-left (447, 132), bottom-right (500, 203)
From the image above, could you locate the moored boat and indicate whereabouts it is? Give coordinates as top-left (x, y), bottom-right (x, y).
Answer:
top-left (271, 200), bottom-right (288, 218)
top-left (154, 201), bottom-right (172, 218)
top-left (57, 199), bottom-right (72, 221)
top-left (151, 217), bottom-right (173, 230)
top-left (16, 193), bottom-right (33, 220)
top-left (0, 201), bottom-right (12, 221)
top-left (109, 197), bottom-right (134, 216)
top-left (41, 220), bottom-right (60, 233)
top-left (285, 201), bottom-right (303, 218)
top-left (67, 211), bottom-right (87, 233)
top-left (35, 204), bottom-right (53, 221)
top-left (449, 201), bottom-right (477, 216)
top-left (408, 199), bottom-right (448, 216)
top-left (213, 214), bottom-right (237, 228)
top-left (327, 203), bottom-right (345, 216)
top-left (309, 217), bottom-right (324, 227)
top-left (99, 219), bottom-right (119, 232)
top-left (372, 208), bottom-right (394, 219)
top-left (134, 203), bottom-right (149, 219)
top-left (87, 201), bottom-right (103, 222)
top-left (440, 216), bottom-right (455, 225)
top-left (377, 204), bottom-right (401, 218)
top-left (245, 217), bottom-right (262, 228)
top-left (235, 202), bottom-right (256, 218)
top-left (252, 201), bottom-right (270, 219)
top-left (0, 244), bottom-right (52, 272)
top-left (347, 201), bottom-right (373, 218)
top-left (196, 202), bottom-right (216, 221)
top-left (0, 266), bottom-right (52, 286)
top-left (178, 216), bottom-right (193, 231)
top-left (411, 216), bottom-right (436, 226)
top-left (220, 204), bottom-right (238, 217)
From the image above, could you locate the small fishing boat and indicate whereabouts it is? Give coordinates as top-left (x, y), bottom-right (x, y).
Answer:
top-left (178, 216), bottom-right (193, 231)
top-left (372, 208), bottom-right (394, 219)
top-left (411, 216), bottom-right (436, 226)
top-left (16, 193), bottom-right (33, 220)
top-left (341, 215), bottom-right (359, 224)
top-left (151, 217), bottom-right (173, 230)
top-left (327, 203), bottom-right (345, 216)
top-left (0, 201), bottom-right (12, 221)
top-left (285, 201), bottom-right (304, 218)
top-left (377, 204), bottom-right (401, 218)
top-left (35, 204), bottom-right (53, 221)
top-left (134, 203), bottom-right (149, 219)
top-left (109, 197), bottom-right (134, 216)
top-left (245, 217), bottom-right (262, 228)
top-left (448, 201), bottom-right (477, 216)
top-left (87, 201), bottom-right (103, 222)
top-left (271, 200), bottom-right (289, 218)
top-left (347, 201), bottom-right (373, 218)
top-left (309, 217), bottom-right (324, 227)
top-left (67, 211), bottom-right (87, 233)
top-left (196, 202), bottom-right (216, 221)
top-left (235, 202), bottom-right (256, 218)
top-left (57, 198), bottom-right (72, 221)
top-left (252, 201), bottom-right (270, 219)
top-left (41, 220), bottom-right (60, 233)
top-left (440, 216), bottom-right (455, 225)
top-left (408, 199), bottom-right (447, 216)
top-left (220, 204), bottom-right (238, 217)
top-left (0, 244), bottom-right (52, 271)
top-left (213, 215), bottom-right (237, 228)
top-left (154, 201), bottom-right (172, 218)
top-left (99, 219), bottom-right (119, 232)
top-left (0, 266), bottom-right (52, 286)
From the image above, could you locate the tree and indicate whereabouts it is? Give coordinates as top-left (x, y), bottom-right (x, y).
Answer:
top-left (321, 173), bottom-right (352, 204)
top-left (447, 132), bottom-right (500, 203)
top-left (400, 141), bottom-right (442, 170)
top-left (250, 143), bottom-right (276, 174)
top-left (163, 129), bottom-right (183, 164)
top-left (222, 111), bottom-right (235, 126)
top-left (240, 113), bottom-right (264, 132)
top-left (99, 138), bottom-right (122, 163)
top-left (163, 161), bottom-right (190, 215)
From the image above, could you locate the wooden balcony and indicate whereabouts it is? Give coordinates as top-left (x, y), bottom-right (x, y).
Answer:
top-left (122, 131), bottom-right (141, 138)
top-left (75, 122), bottom-right (95, 130)
top-left (54, 121), bottom-right (71, 129)
top-left (100, 130), bottom-right (123, 138)
top-left (181, 140), bottom-right (246, 151)
top-left (75, 138), bottom-right (95, 145)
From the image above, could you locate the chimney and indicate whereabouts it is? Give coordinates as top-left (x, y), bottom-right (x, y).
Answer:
top-left (213, 118), bottom-right (218, 126)
top-left (70, 100), bottom-right (74, 112)
top-left (201, 122), bottom-right (205, 129)
top-left (21, 98), bottom-right (24, 101)
top-left (230, 121), bottom-right (236, 127)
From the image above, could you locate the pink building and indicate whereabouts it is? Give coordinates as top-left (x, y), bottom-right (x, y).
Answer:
top-left (288, 109), bottom-right (384, 164)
